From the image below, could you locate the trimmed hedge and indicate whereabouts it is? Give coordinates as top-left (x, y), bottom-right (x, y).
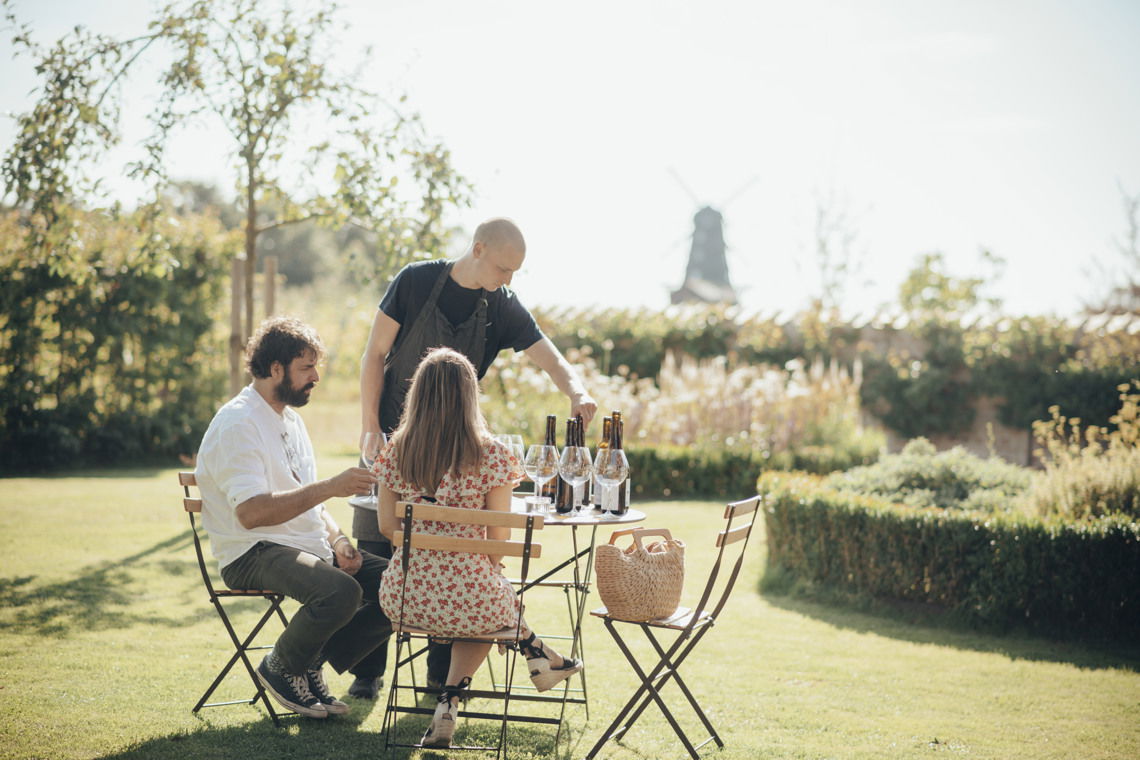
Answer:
top-left (759, 471), bottom-right (1140, 639)
top-left (623, 440), bottom-right (880, 500)
top-left (626, 446), bottom-right (768, 499)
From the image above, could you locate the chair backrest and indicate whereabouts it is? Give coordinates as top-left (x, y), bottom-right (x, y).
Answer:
top-left (392, 500), bottom-right (544, 561)
top-left (179, 471), bottom-right (219, 595)
top-left (391, 500), bottom-right (544, 628)
top-left (688, 495), bottom-right (761, 629)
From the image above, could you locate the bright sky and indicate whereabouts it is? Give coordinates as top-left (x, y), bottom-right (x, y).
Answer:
top-left (4, 0), bottom-right (1140, 318)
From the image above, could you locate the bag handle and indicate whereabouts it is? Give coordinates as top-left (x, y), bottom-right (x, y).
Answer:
top-left (607, 527), bottom-right (674, 546)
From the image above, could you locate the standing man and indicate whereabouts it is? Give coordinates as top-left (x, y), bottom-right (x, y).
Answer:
top-left (196, 316), bottom-right (391, 718)
top-left (346, 217), bottom-right (597, 697)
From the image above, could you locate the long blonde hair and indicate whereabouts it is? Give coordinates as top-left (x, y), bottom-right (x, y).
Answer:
top-left (391, 347), bottom-right (488, 493)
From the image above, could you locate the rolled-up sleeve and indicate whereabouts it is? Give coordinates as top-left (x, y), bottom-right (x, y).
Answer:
top-left (203, 421), bottom-right (270, 509)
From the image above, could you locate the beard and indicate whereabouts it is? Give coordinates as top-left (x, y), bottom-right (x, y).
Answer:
top-left (274, 376), bottom-right (314, 408)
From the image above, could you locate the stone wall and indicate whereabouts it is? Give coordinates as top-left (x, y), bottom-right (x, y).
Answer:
top-left (878, 395), bottom-right (1035, 466)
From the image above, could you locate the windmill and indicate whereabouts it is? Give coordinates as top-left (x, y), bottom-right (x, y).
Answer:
top-left (668, 170), bottom-right (758, 306)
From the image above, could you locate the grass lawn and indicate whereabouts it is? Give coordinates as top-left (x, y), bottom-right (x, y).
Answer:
top-left (1, 447), bottom-right (1138, 759)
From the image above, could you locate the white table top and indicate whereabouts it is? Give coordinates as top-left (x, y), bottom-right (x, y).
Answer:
top-left (351, 493), bottom-right (645, 526)
top-left (510, 496), bottom-right (645, 526)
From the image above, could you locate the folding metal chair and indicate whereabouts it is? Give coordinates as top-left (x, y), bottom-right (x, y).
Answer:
top-left (178, 471), bottom-right (291, 726)
top-left (585, 495), bottom-right (761, 759)
top-left (382, 500), bottom-right (573, 758)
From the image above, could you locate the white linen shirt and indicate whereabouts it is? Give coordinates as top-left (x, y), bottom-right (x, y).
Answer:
top-left (195, 384), bottom-right (332, 570)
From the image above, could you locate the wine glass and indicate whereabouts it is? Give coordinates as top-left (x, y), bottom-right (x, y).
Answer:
top-left (360, 431), bottom-right (387, 502)
top-left (593, 447), bottom-right (630, 516)
top-left (558, 445), bottom-right (593, 512)
top-left (522, 444), bottom-right (560, 513)
top-left (495, 434), bottom-right (525, 468)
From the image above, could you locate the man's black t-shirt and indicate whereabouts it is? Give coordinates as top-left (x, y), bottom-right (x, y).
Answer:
top-left (379, 259), bottom-right (544, 378)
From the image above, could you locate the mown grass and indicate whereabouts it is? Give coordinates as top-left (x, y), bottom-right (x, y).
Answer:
top-left (1, 408), bottom-right (1138, 759)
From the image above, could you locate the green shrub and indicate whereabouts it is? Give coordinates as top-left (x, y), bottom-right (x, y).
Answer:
top-left (759, 471), bottom-right (1140, 639)
top-left (824, 437), bottom-right (1032, 513)
top-left (1023, 383), bottom-right (1140, 519)
top-left (0, 208), bottom-right (230, 472)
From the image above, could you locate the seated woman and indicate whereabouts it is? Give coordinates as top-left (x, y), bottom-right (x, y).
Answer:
top-left (374, 347), bottom-right (583, 748)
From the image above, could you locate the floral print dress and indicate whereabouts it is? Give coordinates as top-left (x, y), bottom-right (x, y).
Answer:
top-left (375, 438), bottom-right (524, 636)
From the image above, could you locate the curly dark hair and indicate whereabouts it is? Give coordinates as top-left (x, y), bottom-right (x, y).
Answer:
top-left (245, 316), bottom-right (325, 379)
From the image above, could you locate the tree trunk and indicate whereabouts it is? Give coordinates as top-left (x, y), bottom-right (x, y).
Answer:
top-left (264, 254), bottom-right (277, 319)
top-left (229, 256), bottom-right (244, 396)
top-left (244, 162), bottom-right (257, 344)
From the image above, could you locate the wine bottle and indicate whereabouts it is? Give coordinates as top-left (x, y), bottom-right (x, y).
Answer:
top-left (540, 414), bottom-right (558, 501)
top-left (574, 414), bottom-right (588, 507)
top-left (593, 416), bottom-right (612, 510)
top-left (554, 417), bottom-right (575, 513)
top-left (611, 410), bottom-right (629, 515)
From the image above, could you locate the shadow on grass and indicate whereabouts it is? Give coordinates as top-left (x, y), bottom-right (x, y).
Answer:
top-left (0, 531), bottom-right (203, 637)
top-left (93, 690), bottom-right (583, 760)
top-left (759, 575), bottom-right (1140, 673)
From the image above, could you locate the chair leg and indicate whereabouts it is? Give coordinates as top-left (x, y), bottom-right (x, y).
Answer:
top-left (195, 596), bottom-right (286, 727)
top-left (586, 620), bottom-right (698, 760)
top-left (618, 624), bottom-right (722, 751)
top-left (585, 620), bottom-right (718, 760)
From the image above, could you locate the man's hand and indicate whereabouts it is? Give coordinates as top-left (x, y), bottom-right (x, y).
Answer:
top-left (333, 538), bottom-right (362, 576)
top-left (328, 467), bottom-right (376, 498)
top-left (571, 393), bottom-right (598, 426)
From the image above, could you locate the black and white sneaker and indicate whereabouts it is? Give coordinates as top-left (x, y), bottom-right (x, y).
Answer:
top-left (256, 655), bottom-right (327, 718)
top-left (306, 667), bottom-right (350, 715)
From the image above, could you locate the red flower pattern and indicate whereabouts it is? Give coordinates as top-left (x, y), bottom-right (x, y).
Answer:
top-left (375, 439), bottom-right (525, 635)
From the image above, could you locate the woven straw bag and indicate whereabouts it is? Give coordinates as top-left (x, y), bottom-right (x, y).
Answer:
top-left (595, 527), bottom-right (685, 622)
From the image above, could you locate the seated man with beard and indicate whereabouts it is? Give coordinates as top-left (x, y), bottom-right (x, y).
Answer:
top-left (195, 316), bottom-right (391, 718)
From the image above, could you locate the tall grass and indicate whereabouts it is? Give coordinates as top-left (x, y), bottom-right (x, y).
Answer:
top-left (1024, 382), bottom-right (1140, 519)
top-left (480, 349), bottom-right (883, 460)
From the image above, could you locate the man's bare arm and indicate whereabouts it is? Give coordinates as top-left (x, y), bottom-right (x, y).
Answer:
top-left (523, 337), bottom-right (598, 425)
top-left (235, 467), bottom-right (375, 529)
top-left (360, 308), bottom-right (401, 441)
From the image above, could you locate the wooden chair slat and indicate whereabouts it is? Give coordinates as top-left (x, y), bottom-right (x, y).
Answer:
top-left (724, 495), bottom-right (760, 518)
top-left (395, 501), bottom-right (543, 529)
top-left (717, 522), bottom-right (750, 547)
top-left (392, 530), bottom-right (541, 559)
top-left (179, 471), bottom-right (197, 487)
top-left (183, 497), bottom-right (203, 513)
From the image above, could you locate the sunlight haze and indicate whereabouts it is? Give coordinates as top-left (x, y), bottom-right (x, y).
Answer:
top-left (3, 0), bottom-right (1139, 318)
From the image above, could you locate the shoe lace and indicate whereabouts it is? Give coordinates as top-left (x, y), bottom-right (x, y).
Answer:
top-left (282, 669), bottom-right (317, 703)
top-left (306, 668), bottom-right (333, 702)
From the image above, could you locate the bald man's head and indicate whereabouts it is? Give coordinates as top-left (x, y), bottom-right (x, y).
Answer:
top-left (457, 217), bottom-right (527, 291)
top-left (473, 217), bottom-right (526, 255)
